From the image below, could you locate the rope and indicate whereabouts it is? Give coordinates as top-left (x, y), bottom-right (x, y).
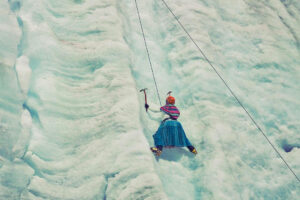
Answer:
top-left (134, 0), bottom-right (162, 106)
top-left (160, 0), bottom-right (300, 183)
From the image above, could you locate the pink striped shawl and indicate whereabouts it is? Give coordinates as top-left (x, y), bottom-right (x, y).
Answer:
top-left (160, 104), bottom-right (180, 120)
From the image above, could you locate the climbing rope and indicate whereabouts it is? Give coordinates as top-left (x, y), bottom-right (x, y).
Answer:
top-left (134, 0), bottom-right (162, 106)
top-left (160, 0), bottom-right (300, 183)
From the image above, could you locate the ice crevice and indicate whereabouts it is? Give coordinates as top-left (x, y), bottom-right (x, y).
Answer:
top-left (6, 0), bottom-right (36, 198)
top-left (280, 139), bottom-right (300, 153)
top-left (103, 172), bottom-right (119, 200)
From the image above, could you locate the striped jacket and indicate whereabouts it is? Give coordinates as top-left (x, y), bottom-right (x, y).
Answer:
top-left (160, 104), bottom-right (180, 120)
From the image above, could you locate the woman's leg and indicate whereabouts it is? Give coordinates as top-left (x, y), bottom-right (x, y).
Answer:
top-left (187, 146), bottom-right (197, 154)
top-left (150, 146), bottom-right (162, 156)
top-left (157, 145), bottom-right (163, 151)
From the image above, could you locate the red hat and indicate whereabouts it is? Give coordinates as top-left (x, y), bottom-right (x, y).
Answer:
top-left (166, 96), bottom-right (175, 104)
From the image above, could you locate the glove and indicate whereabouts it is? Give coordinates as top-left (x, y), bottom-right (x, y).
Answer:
top-left (145, 103), bottom-right (149, 111)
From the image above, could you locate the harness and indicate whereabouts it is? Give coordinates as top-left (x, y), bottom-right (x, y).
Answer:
top-left (162, 116), bottom-right (177, 123)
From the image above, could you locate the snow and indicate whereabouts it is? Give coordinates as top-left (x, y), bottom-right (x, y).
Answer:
top-left (0, 0), bottom-right (299, 199)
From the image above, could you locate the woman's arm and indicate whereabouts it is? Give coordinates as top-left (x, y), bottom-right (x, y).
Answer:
top-left (148, 105), bottom-right (161, 113)
top-left (146, 103), bottom-right (164, 121)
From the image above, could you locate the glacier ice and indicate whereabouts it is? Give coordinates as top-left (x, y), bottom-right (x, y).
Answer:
top-left (0, 0), bottom-right (299, 199)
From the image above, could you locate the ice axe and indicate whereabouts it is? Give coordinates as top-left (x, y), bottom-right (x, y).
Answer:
top-left (140, 88), bottom-right (148, 112)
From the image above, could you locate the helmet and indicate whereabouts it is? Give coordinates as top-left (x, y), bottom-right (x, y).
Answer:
top-left (166, 96), bottom-right (175, 105)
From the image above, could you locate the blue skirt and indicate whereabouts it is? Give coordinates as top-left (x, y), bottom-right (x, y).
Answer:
top-left (153, 120), bottom-right (192, 147)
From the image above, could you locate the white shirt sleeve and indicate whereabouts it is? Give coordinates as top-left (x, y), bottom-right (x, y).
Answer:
top-left (148, 104), bottom-right (161, 113)
top-left (147, 104), bottom-right (165, 122)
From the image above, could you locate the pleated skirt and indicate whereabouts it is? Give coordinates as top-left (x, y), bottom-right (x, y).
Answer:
top-left (153, 120), bottom-right (192, 147)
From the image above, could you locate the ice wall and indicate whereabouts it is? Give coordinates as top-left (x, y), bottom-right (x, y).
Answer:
top-left (119, 0), bottom-right (300, 199)
top-left (1, 0), bottom-right (167, 199)
top-left (0, 0), bottom-right (299, 199)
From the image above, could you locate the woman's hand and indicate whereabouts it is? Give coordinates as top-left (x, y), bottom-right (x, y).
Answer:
top-left (145, 103), bottom-right (149, 111)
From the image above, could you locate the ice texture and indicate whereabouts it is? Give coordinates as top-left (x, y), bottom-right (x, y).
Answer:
top-left (0, 0), bottom-right (299, 199)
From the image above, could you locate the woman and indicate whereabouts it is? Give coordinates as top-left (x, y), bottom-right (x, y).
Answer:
top-left (145, 95), bottom-right (197, 156)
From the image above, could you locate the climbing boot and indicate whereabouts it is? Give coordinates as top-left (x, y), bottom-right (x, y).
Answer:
top-left (187, 146), bottom-right (197, 155)
top-left (150, 147), bottom-right (162, 156)
top-left (191, 148), bottom-right (197, 155)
